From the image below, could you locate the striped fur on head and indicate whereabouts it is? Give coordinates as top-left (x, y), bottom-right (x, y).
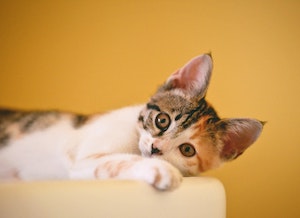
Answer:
top-left (138, 54), bottom-right (264, 176)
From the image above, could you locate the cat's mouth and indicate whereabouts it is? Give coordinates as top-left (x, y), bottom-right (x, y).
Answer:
top-left (151, 144), bottom-right (163, 156)
top-left (140, 145), bottom-right (162, 158)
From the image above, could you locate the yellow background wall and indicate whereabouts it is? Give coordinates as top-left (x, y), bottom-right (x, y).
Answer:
top-left (0, 0), bottom-right (299, 217)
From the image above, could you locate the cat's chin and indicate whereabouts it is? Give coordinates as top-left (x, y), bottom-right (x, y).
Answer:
top-left (141, 151), bottom-right (151, 158)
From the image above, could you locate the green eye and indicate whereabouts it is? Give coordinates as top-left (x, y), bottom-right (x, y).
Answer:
top-left (155, 112), bottom-right (171, 131)
top-left (179, 143), bottom-right (196, 157)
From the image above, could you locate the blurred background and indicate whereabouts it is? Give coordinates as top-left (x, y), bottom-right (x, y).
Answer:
top-left (0, 0), bottom-right (299, 217)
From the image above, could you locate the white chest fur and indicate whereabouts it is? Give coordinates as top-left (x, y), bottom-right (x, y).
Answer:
top-left (75, 105), bottom-right (143, 159)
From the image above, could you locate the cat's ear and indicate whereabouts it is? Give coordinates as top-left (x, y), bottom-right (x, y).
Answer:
top-left (164, 53), bottom-right (213, 97)
top-left (216, 118), bottom-right (264, 161)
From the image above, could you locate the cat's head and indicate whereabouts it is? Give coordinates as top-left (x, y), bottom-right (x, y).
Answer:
top-left (137, 54), bottom-right (264, 176)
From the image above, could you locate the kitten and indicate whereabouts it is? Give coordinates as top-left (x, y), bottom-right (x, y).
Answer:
top-left (0, 54), bottom-right (264, 190)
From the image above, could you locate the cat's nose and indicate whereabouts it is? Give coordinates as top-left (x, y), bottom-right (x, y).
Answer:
top-left (151, 144), bottom-right (162, 155)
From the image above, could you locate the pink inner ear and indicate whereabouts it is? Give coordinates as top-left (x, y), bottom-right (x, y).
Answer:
top-left (166, 54), bottom-right (213, 94)
top-left (221, 132), bottom-right (252, 160)
top-left (169, 70), bottom-right (187, 89)
top-left (220, 119), bottom-right (264, 161)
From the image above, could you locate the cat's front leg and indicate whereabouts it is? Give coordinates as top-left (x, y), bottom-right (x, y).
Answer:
top-left (69, 154), bottom-right (182, 191)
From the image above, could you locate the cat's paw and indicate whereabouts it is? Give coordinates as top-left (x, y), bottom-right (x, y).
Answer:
top-left (85, 154), bottom-right (182, 191)
top-left (139, 158), bottom-right (183, 191)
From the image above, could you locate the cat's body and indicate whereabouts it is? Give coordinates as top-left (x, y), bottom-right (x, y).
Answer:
top-left (0, 54), bottom-right (264, 190)
top-left (0, 106), bottom-right (143, 179)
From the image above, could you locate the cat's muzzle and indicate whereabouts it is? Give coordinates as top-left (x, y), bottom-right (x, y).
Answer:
top-left (151, 144), bottom-right (162, 155)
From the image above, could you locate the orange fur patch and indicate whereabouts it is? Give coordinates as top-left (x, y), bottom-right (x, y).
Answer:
top-left (94, 157), bottom-right (142, 178)
top-left (85, 153), bottom-right (108, 160)
top-left (191, 117), bottom-right (221, 172)
top-left (152, 167), bottom-right (162, 187)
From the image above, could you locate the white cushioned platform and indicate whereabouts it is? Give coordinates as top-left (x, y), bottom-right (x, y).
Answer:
top-left (0, 177), bottom-right (226, 218)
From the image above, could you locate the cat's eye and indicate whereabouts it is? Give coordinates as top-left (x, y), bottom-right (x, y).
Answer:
top-left (155, 112), bottom-right (171, 131)
top-left (179, 143), bottom-right (196, 157)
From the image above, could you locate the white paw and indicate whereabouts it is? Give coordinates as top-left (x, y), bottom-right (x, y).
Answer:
top-left (139, 158), bottom-right (183, 191)
top-left (80, 154), bottom-right (183, 191)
